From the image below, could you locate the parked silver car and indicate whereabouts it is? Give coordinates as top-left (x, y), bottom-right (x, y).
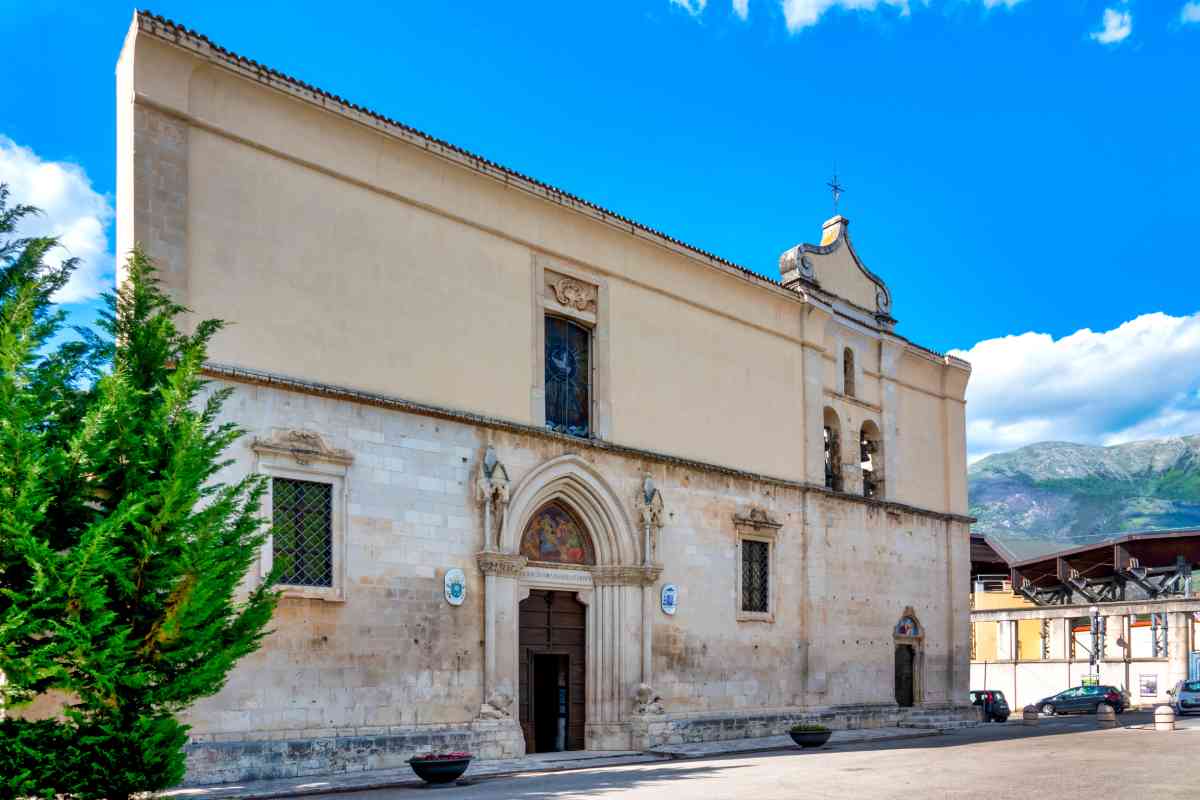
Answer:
top-left (1168, 680), bottom-right (1200, 715)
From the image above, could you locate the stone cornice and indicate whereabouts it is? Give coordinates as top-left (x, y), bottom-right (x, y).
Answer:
top-left (476, 552), bottom-right (528, 578)
top-left (204, 362), bottom-right (976, 526)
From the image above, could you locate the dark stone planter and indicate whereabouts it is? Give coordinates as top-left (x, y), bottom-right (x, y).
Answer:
top-left (789, 730), bottom-right (832, 749)
top-left (408, 756), bottom-right (472, 784)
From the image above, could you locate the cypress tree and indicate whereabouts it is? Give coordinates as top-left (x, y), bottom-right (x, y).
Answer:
top-left (0, 187), bottom-right (279, 798)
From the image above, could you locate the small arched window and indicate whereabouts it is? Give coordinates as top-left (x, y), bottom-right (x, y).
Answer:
top-left (861, 420), bottom-right (883, 499)
top-left (823, 407), bottom-right (843, 492)
top-left (843, 348), bottom-right (856, 398)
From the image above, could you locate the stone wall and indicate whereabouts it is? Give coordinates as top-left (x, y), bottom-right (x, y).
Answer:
top-left (173, 376), bottom-right (971, 783)
top-left (185, 720), bottom-right (522, 785)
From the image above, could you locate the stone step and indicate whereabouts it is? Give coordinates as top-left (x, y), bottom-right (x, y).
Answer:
top-left (900, 719), bottom-right (979, 730)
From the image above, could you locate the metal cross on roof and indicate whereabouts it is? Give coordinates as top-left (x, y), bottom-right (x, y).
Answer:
top-left (827, 172), bottom-right (845, 214)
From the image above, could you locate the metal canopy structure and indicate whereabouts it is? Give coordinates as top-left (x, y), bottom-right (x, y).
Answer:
top-left (1008, 528), bottom-right (1200, 606)
top-left (970, 533), bottom-right (1014, 581)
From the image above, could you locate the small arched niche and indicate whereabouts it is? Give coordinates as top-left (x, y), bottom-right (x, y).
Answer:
top-left (860, 419), bottom-right (883, 499)
top-left (519, 501), bottom-right (596, 565)
top-left (823, 407), bottom-right (843, 492)
top-left (843, 347), bottom-right (856, 397)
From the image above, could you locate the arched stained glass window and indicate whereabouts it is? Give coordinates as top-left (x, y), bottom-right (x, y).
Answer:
top-left (545, 316), bottom-right (590, 437)
top-left (520, 503), bottom-right (595, 565)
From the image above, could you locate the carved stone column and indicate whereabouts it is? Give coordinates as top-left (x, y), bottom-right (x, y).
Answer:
top-left (589, 565), bottom-right (662, 747)
top-left (476, 552), bottom-right (526, 720)
top-left (635, 475), bottom-right (667, 693)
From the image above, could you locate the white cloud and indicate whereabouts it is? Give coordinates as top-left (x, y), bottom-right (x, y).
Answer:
top-left (733, 0), bottom-right (750, 19)
top-left (1182, 2), bottom-right (1200, 23)
top-left (1091, 7), bottom-right (1132, 44)
top-left (983, 0), bottom-right (1023, 7)
top-left (670, 0), bottom-right (708, 15)
top-left (950, 312), bottom-right (1200, 461)
top-left (780, 0), bottom-right (913, 32)
top-left (0, 136), bottom-right (112, 303)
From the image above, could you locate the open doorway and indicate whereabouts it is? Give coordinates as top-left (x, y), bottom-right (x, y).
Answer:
top-left (519, 590), bottom-right (586, 752)
top-left (895, 644), bottom-right (915, 707)
top-left (532, 654), bottom-right (569, 752)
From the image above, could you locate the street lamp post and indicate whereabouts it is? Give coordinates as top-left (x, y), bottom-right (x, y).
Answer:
top-left (1089, 605), bottom-right (1100, 676)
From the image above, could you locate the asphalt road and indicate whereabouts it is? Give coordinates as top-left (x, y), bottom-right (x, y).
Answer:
top-left (301, 712), bottom-right (1200, 800)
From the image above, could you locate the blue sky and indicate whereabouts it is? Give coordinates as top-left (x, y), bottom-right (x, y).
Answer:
top-left (3, 0), bottom-right (1199, 459)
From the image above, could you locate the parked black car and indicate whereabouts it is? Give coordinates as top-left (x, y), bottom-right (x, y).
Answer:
top-left (969, 689), bottom-right (1010, 722)
top-left (1036, 685), bottom-right (1125, 715)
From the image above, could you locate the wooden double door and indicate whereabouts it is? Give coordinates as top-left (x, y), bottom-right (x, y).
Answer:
top-left (519, 590), bottom-right (586, 752)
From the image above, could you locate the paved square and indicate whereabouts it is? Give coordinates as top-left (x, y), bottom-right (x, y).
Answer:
top-left (298, 714), bottom-right (1200, 799)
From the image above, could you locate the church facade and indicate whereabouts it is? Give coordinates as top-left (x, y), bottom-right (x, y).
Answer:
top-left (116, 13), bottom-right (974, 784)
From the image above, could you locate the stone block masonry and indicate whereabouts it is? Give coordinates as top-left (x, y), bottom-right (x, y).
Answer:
top-left (171, 375), bottom-right (971, 783)
top-left (185, 720), bottom-right (523, 785)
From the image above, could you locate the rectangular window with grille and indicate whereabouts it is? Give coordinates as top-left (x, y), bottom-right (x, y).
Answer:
top-left (741, 539), bottom-right (770, 613)
top-left (272, 477), bottom-right (334, 588)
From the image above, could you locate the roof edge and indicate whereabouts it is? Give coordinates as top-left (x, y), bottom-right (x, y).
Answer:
top-left (134, 10), bottom-right (793, 294)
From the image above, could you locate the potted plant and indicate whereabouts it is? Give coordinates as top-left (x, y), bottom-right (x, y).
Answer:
top-left (789, 724), bottom-right (832, 749)
top-left (407, 751), bottom-right (474, 784)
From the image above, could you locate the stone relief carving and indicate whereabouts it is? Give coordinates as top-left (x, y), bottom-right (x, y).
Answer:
top-left (475, 446), bottom-right (511, 551)
top-left (476, 552), bottom-right (528, 578)
top-left (876, 286), bottom-right (892, 315)
top-left (546, 273), bottom-right (598, 313)
top-left (637, 474), bottom-right (667, 565)
top-left (733, 506), bottom-right (782, 531)
top-left (633, 683), bottom-right (665, 716)
top-left (251, 429), bottom-right (353, 466)
top-left (478, 691), bottom-right (514, 720)
top-left (592, 564), bottom-right (663, 587)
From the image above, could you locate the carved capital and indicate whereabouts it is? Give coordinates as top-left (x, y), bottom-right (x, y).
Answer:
top-left (592, 564), bottom-right (662, 587)
top-left (251, 429), bottom-right (353, 466)
top-left (476, 552), bottom-right (528, 578)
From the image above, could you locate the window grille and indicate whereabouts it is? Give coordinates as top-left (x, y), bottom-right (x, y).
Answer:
top-left (741, 539), bottom-right (770, 613)
top-left (545, 316), bottom-right (591, 437)
top-left (272, 477), bottom-right (333, 587)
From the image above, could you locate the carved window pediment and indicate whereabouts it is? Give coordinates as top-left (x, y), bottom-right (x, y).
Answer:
top-left (545, 271), bottom-right (598, 316)
top-left (734, 506), bottom-right (782, 533)
top-left (252, 429), bottom-right (354, 467)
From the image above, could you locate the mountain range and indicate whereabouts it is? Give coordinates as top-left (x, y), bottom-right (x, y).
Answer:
top-left (968, 435), bottom-right (1200, 561)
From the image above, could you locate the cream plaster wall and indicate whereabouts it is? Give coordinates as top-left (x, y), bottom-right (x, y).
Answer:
top-left (117, 19), bottom-right (969, 506)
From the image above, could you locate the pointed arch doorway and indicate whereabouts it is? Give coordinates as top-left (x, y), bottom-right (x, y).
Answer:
top-left (478, 454), bottom-right (657, 754)
top-left (517, 502), bottom-right (592, 752)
